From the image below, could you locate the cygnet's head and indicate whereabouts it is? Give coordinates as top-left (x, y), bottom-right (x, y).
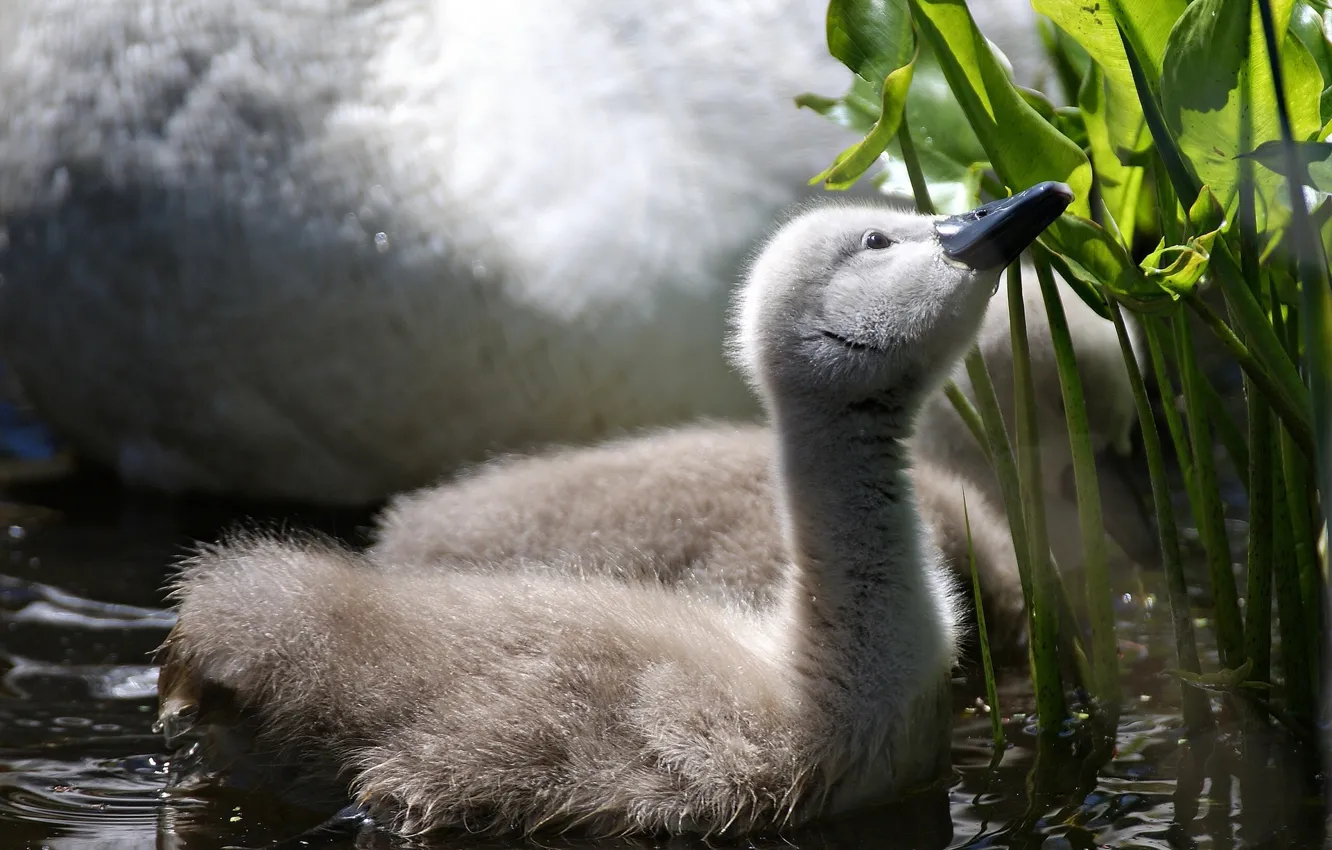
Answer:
top-left (732, 182), bottom-right (1074, 413)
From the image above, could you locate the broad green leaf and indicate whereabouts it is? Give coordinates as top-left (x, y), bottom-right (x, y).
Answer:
top-left (874, 45), bottom-right (990, 213)
top-left (1161, 0), bottom-right (1324, 227)
top-left (1054, 107), bottom-right (1090, 149)
top-left (908, 0), bottom-right (1092, 215)
top-left (1291, 0), bottom-right (1332, 88)
top-left (797, 0), bottom-right (917, 188)
top-left (827, 0), bottom-right (915, 85)
top-left (1080, 63), bottom-right (1145, 246)
top-left (813, 57), bottom-right (917, 189)
top-left (1042, 213), bottom-right (1157, 307)
top-left (1032, 0), bottom-right (1182, 156)
top-left (1037, 0), bottom-right (1185, 94)
top-left (1239, 139), bottom-right (1332, 192)
top-left (1106, 0), bottom-right (1190, 88)
top-left (1037, 16), bottom-right (1093, 105)
top-left (908, 0), bottom-right (1157, 310)
top-left (794, 82), bottom-right (879, 135)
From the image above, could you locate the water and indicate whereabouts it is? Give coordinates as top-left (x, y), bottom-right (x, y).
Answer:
top-left (0, 462), bottom-right (1324, 849)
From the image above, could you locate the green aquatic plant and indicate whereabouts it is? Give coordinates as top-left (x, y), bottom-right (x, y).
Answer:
top-left (801, 0), bottom-right (1330, 769)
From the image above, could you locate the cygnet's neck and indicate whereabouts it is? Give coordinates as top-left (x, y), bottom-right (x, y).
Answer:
top-left (769, 392), bottom-right (956, 701)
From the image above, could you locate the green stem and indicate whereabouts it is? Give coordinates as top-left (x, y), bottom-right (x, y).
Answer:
top-left (1172, 313), bottom-right (1245, 670)
top-left (1273, 459), bottom-right (1315, 729)
top-left (1244, 387), bottom-right (1274, 691)
top-left (1270, 283), bottom-right (1324, 677)
top-left (964, 492), bottom-right (1005, 754)
top-left (1253, 0), bottom-right (1332, 559)
top-left (1238, 143), bottom-right (1271, 700)
top-left (944, 382), bottom-right (993, 465)
top-left (898, 112), bottom-right (936, 216)
top-left (1279, 426), bottom-right (1322, 689)
top-left (1186, 293), bottom-right (1315, 460)
top-left (965, 349), bottom-right (1034, 611)
top-left (1143, 318), bottom-right (1199, 511)
top-left (1034, 257), bottom-right (1117, 710)
top-left (1008, 262), bottom-right (1067, 730)
top-left (1198, 376), bottom-right (1250, 496)
top-left (1108, 296), bottom-right (1212, 732)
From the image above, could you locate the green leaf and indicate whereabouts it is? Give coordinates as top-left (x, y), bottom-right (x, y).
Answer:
top-left (874, 45), bottom-right (990, 213)
top-left (1039, 214), bottom-right (1153, 305)
top-left (1139, 234), bottom-right (1220, 292)
top-left (794, 87), bottom-right (879, 136)
top-left (1080, 63), bottom-right (1145, 246)
top-left (1161, 0), bottom-right (1325, 227)
top-left (798, 0), bottom-right (917, 187)
top-left (1038, 17), bottom-right (1094, 105)
top-left (827, 0), bottom-right (915, 85)
top-left (1239, 138), bottom-right (1332, 193)
top-left (1106, 0), bottom-right (1190, 88)
top-left (1033, 0), bottom-right (1183, 157)
top-left (909, 0), bottom-right (1092, 217)
top-left (813, 57), bottom-right (918, 189)
top-left (905, 0), bottom-right (1161, 309)
top-left (1290, 0), bottom-right (1332, 88)
top-left (1164, 659), bottom-right (1269, 692)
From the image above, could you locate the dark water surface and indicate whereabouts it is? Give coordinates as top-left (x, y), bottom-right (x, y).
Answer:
top-left (0, 456), bottom-right (1324, 850)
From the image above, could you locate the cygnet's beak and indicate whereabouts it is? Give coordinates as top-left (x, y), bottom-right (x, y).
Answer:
top-left (936, 181), bottom-right (1074, 271)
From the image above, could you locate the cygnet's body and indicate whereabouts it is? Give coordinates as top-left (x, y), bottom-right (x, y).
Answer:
top-left (369, 268), bottom-right (1148, 657)
top-left (158, 184), bottom-right (1072, 836)
top-left (0, 0), bottom-right (1045, 504)
top-left (372, 423), bottom-right (1028, 662)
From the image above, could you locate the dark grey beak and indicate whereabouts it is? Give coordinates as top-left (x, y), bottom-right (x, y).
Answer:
top-left (936, 181), bottom-right (1075, 271)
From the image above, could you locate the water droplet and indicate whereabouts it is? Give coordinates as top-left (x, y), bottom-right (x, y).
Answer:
top-left (7, 524), bottom-right (25, 540)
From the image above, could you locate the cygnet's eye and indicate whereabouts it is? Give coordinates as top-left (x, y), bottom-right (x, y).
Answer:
top-left (861, 230), bottom-right (893, 250)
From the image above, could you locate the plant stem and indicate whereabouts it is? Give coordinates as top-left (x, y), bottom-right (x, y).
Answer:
top-left (1107, 295), bottom-right (1212, 732)
top-left (964, 492), bottom-right (1005, 754)
top-left (1273, 458), bottom-right (1315, 729)
top-left (965, 349), bottom-right (1033, 609)
top-left (1034, 256), bottom-right (1118, 710)
top-left (1244, 389), bottom-right (1274, 689)
top-left (1270, 283), bottom-right (1324, 686)
top-left (1008, 262), bottom-right (1067, 730)
top-left (1254, 0), bottom-right (1331, 777)
top-left (898, 113), bottom-right (936, 216)
top-left (1186, 294), bottom-right (1315, 459)
top-left (945, 382), bottom-right (993, 465)
top-left (1197, 376), bottom-right (1250, 495)
top-left (1172, 313), bottom-right (1245, 670)
top-left (1143, 318), bottom-right (1199, 511)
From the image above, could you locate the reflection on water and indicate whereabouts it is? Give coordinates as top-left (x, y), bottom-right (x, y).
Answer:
top-left (0, 466), bottom-right (1324, 849)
